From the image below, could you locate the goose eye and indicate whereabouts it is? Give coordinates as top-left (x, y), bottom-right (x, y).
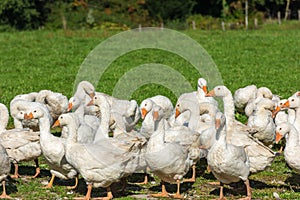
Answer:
top-left (217, 88), bottom-right (220, 90)
top-left (94, 96), bottom-right (97, 100)
top-left (20, 111), bottom-right (23, 114)
top-left (145, 103), bottom-right (147, 106)
top-left (60, 116), bottom-right (63, 119)
top-left (279, 128), bottom-right (282, 131)
top-left (34, 110), bottom-right (37, 113)
top-left (280, 103), bottom-right (282, 105)
top-left (292, 99), bottom-right (295, 102)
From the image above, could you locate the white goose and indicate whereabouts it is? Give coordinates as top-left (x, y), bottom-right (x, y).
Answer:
top-left (275, 122), bottom-right (300, 173)
top-left (206, 86), bottom-right (276, 173)
top-left (207, 104), bottom-right (251, 200)
top-left (282, 93), bottom-right (300, 138)
top-left (145, 105), bottom-right (192, 198)
top-left (247, 98), bottom-right (276, 147)
top-left (139, 95), bottom-right (173, 138)
top-left (0, 143), bottom-right (11, 199)
top-left (53, 112), bottom-right (141, 199)
top-left (24, 103), bottom-right (78, 189)
top-left (0, 102), bottom-right (41, 179)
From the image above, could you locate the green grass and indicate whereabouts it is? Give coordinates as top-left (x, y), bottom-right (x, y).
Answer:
top-left (0, 22), bottom-right (300, 199)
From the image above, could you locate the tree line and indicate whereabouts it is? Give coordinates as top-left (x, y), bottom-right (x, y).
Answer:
top-left (0, 0), bottom-right (299, 31)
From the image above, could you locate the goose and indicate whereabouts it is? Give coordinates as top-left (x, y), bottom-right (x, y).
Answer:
top-left (174, 97), bottom-right (200, 131)
top-left (245, 87), bottom-right (274, 117)
top-left (24, 103), bottom-right (78, 189)
top-left (275, 122), bottom-right (300, 173)
top-left (207, 106), bottom-right (251, 200)
top-left (52, 112), bottom-right (141, 199)
top-left (72, 81), bottom-right (140, 135)
top-left (206, 85), bottom-right (276, 173)
top-left (35, 89), bottom-right (68, 121)
top-left (196, 78), bottom-right (218, 107)
top-left (140, 95), bottom-right (173, 121)
top-left (247, 98), bottom-right (276, 147)
top-left (234, 84), bottom-right (257, 113)
top-left (139, 95), bottom-right (173, 138)
top-left (0, 103), bottom-right (41, 179)
top-left (0, 143), bottom-right (11, 199)
top-left (10, 99), bottom-right (41, 131)
top-left (282, 94), bottom-right (300, 137)
top-left (145, 105), bottom-right (192, 198)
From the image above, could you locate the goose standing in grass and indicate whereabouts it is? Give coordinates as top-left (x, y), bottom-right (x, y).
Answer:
top-left (206, 86), bottom-right (276, 173)
top-left (247, 98), bottom-right (276, 147)
top-left (53, 112), bottom-right (141, 200)
top-left (207, 105), bottom-right (251, 200)
top-left (24, 103), bottom-right (78, 189)
top-left (0, 143), bottom-right (11, 199)
top-left (0, 102), bottom-right (41, 179)
top-left (145, 105), bottom-right (192, 198)
top-left (275, 122), bottom-right (300, 173)
top-left (36, 89), bottom-right (68, 122)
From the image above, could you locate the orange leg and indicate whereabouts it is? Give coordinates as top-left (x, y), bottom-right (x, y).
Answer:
top-left (43, 174), bottom-right (55, 188)
top-left (170, 180), bottom-right (183, 199)
top-left (134, 173), bottom-right (148, 185)
top-left (218, 182), bottom-right (226, 200)
top-left (183, 164), bottom-right (196, 182)
top-left (238, 179), bottom-right (251, 200)
top-left (151, 181), bottom-right (169, 198)
top-left (31, 158), bottom-right (40, 178)
top-left (0, 180), bottom-right (11, 199)
top-left (67, 176), bottom-right (78, 190)
top-left (11, 163), bottom-right (20, 179)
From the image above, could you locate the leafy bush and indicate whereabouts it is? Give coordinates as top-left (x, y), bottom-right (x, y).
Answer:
top-left (0, 0), bottom-right (48, 30)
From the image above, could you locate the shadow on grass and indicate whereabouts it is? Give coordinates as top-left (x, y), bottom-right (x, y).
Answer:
top-left (10, 164), bottom-right (51, 178)
top-left (285, 173), bottom-right (300, 192)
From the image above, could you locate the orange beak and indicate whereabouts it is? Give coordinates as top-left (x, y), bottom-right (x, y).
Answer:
top-left (87, 99), bottom-right (94, 106)
top-left (67, 102), bottom-right (73, 112)
top-left (175, 108), bottom-right (181, 118)
top-left (153, 110), bottom-right (159, 121)
top-left (202, 85), bottom-right (208, 94)
top-left (141, 108), bottom-right (148, 119)
top-left (89, 92), bottom-right (95, 99)
top-left (275, 132), bottom-right (283, 144)
top-left (282, 100), bottom-right (290, 108)
top-left (297, 91), bottom-right (300, 97)
top-left (205, 90), bottom-right (215, 97)
top-left (272, 106), bottom-right (281, 118)
top-left (24, 112), bottom-right (33, 120)
top-left (52, 120), bottom-right (61, 128)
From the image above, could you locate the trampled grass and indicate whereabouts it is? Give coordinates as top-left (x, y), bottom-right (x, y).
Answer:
top-left (0, 23), bottom-right (300, 199)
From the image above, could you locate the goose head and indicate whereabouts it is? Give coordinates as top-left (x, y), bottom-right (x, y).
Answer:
top-left (152, 105), bottom-right (164, 122)
top-left (272, 99), bottom-right (288, 118)
top-left (215, 111), bottom-right (225, 130)
top-left (206, 85), bottom-right (230, 98)
top-left (24, 103), bottom-right (51, 120)
top-left (275, 122), bottom-right (291, 144)
top-left (283, 96), bottom-right (300, 109)
top-left (87, 93), bottom-right (110, 110)
top-left (175, 98), bottom-right (195, 118)
top-left (140, 99), bottom-right (153, 119)
top-left (77, 80), bottom-right (95, 99)
top-left (52, 113), bottom-right (79, 128)
top-left (197, 78), bottom-right (208, 94)
top-left (67, 96), bottom-right (81, 112)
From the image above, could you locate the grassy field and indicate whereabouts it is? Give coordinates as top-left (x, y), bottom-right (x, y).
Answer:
top-left (0, 22), bottom-right (300, 199)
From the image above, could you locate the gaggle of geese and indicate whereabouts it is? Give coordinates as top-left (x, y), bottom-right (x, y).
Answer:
top-left (0, 78), bottom-right (299, 199)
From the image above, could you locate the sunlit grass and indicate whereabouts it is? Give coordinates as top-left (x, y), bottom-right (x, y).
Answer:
top-left (0, 26), bottom-right (300, 199)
